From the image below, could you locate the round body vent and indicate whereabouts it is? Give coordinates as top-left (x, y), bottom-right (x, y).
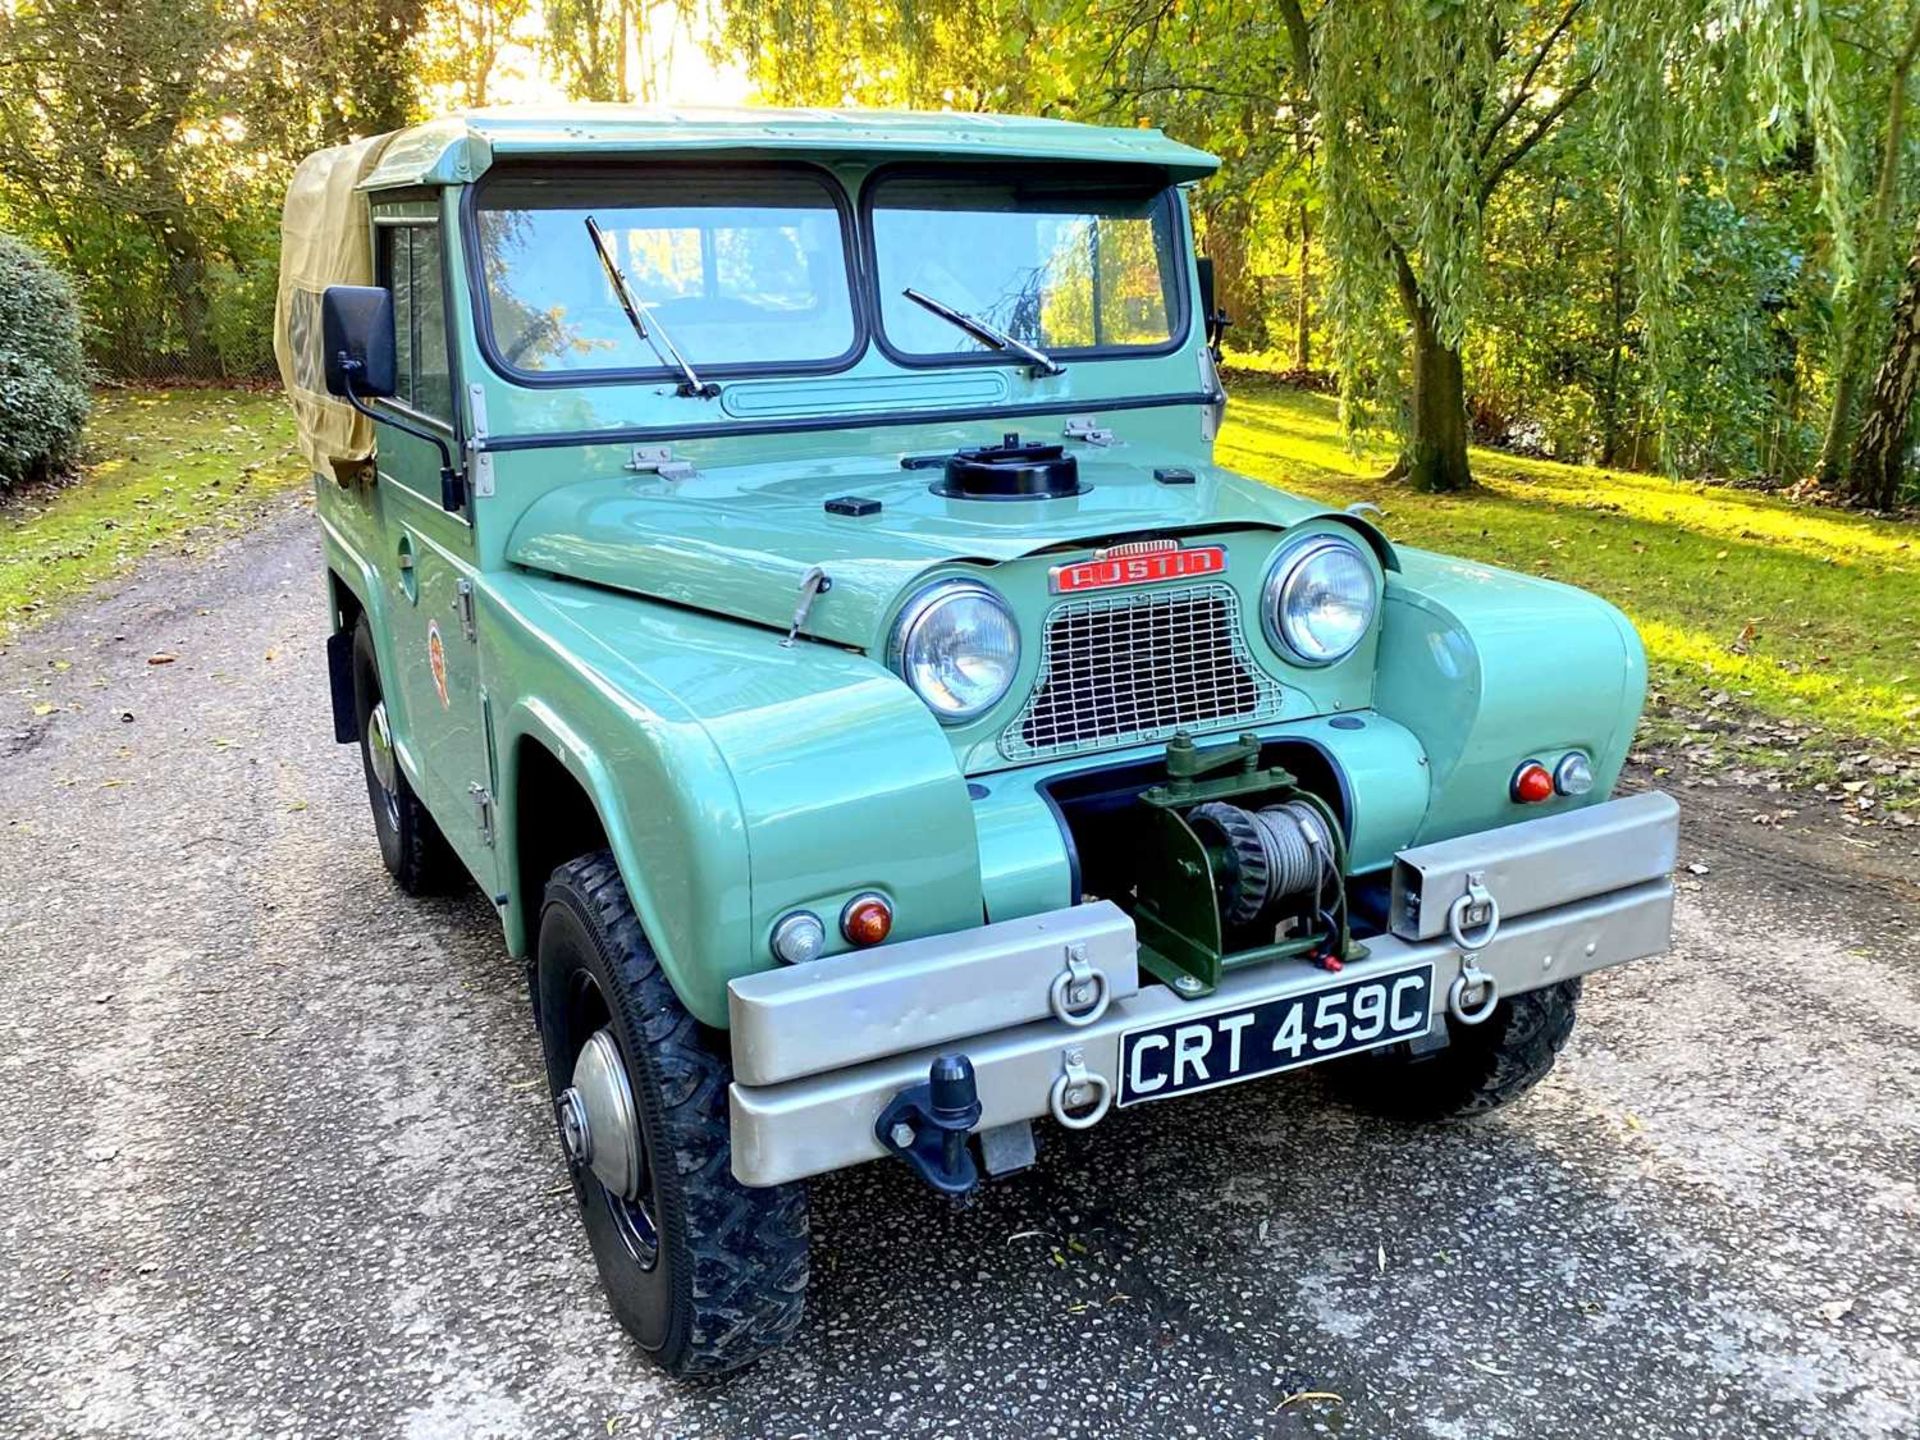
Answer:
top-left (934, 434), bottom-right (1086, 501)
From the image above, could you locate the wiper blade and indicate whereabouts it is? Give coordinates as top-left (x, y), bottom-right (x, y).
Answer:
top-left (584, 215), bottom-right (718, 399)
top-left (902, 287), bottom-right (1065, 377)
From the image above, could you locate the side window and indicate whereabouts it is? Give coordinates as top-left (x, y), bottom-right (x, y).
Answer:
top-left (377, 221), bottom-right (451, 421)
top-left (412, 225), bottom-right (452, 418)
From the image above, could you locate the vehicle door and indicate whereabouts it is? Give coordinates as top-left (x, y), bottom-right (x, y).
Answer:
top-left (368, 203), bottom-right (499, 888)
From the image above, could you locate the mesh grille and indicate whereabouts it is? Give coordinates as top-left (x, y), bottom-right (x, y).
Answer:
top-left (1002, 584), bottom-right (1283, 760)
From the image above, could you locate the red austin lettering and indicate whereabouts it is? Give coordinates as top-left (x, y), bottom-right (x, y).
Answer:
top-left (1054, 546), bottom-right (1226, 593)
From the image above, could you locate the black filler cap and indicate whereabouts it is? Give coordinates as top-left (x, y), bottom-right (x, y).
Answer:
top-left (934, 433), bottom-right (1086, 501)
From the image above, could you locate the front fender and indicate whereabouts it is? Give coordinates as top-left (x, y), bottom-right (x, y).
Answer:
top-left (1375, 548), bottom-right (1646, 844)
top-left (487, 572), bottom-right (980, 1027)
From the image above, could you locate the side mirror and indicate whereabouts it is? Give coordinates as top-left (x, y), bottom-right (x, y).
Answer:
top-left (1195, 257), bottom-right (1230, 360)
top-left (321, 285), bottom-right (397, 399)
top-left (318, 283), bottom-right (467, 513)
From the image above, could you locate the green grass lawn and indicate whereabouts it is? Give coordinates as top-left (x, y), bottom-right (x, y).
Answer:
top-left (0, 388), bottom-right (308, 635)
top-left (1218, 378), bottom-right (1919, 774)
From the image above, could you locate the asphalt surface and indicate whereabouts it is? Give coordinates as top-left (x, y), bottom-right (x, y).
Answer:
top-left (2, 498), bottom-right (1917, 1439)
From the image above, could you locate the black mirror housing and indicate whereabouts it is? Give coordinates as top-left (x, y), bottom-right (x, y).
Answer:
top-left (321, 285), bottom-right (397, 399)
top-left (1195, 256), bottom-right (1230, 358)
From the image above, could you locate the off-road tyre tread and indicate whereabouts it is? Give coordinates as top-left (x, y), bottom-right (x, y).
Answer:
top-left (1330, 979), bottom-right (1581, 1123)
top-left (547, 852), bottom-right (809, 1375)
top-left (350, 619), bottom-right (459, 896)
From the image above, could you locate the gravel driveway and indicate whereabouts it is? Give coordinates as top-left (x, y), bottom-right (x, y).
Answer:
top-left (2, 501), bottom-right (1916, 1439)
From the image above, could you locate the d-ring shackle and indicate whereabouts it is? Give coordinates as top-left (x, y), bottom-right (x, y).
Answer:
top-left (1445, 872), bottom-right (1502, 1025)
top-left (1048, 942), bottom-right (1111, 1028)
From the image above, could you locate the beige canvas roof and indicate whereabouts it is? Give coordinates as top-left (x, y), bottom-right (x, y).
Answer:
top-left (273, 133), bottom-right (396, 478)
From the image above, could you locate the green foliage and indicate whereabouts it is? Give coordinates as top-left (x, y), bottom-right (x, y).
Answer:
top-left (0, 0), bottom-right (425, 380)
top-left (207, 256), bottom-right (284, 378)
top-left (0, 234), bottom-right (91, 489)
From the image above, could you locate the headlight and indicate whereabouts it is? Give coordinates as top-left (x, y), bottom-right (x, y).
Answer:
top-left (1263, 536), bottom-right (1378, 665)
top-left (889, 580), bottom-right (1021, 723)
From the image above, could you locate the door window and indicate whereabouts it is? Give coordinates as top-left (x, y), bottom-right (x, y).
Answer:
top-left (380, 222), bottom-right (453, 421)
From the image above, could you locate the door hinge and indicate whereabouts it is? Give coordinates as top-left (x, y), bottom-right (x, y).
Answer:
top-left (470, 783), bottom-right (496, 848)
top-left (455, 578), bottom-right (477, 642)
top-left (626, 445), bottom-right (696, 481)
top-left (465, 382), bottom-right (496, 499)
top-left (1063, 415), bottom-right (1116, 446)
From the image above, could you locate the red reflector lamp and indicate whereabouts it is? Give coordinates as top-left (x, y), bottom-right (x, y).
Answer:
top-left (842, 893), bottom-right (894, 946)
top-left (1511, 760), bottom-right (1555, 804)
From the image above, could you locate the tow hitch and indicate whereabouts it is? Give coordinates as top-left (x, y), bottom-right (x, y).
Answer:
top-left (875, 1053), bottom-right (983, 1197)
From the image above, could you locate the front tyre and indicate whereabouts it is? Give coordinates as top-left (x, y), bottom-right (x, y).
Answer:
top-left (1328, 979), bottom-right (1581, 1123)
top-left (534, 852), bottom-right (809, 1376)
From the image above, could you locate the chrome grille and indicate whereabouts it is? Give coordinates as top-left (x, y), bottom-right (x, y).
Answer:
top-left (1002, 584), bottom-right (1283, 760)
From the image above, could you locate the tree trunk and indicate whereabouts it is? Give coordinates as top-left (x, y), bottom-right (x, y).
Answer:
top-left (1599, 203), bottom-right (1626, 467)
top-left (1294, 203), bottom-right (1311, 370)
top-left (1814, 9), bottom-right (1920, 484)
top-left (1393, 247), bottom-right (1472, 491)
top-left (1407, 309), bottom-right (1473, 491)
top-left (1846, 213), bottom-right (1920, 509)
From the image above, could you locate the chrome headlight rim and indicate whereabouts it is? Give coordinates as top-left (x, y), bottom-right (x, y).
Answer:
top-left (1261, 534), bottom-right (1379, 667)
top-left (887, 578), bottom-right (1022, 725)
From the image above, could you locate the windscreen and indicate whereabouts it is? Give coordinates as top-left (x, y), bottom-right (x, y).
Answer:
top-left (870, 173), bottom-right (1182, 361)
top-left (474, 169), bottom-right (857, 376)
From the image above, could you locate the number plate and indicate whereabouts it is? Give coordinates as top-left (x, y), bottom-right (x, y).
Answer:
top-left (1117, 964), bottom-right (1435, 1107)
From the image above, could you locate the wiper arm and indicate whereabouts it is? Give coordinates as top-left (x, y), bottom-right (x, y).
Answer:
top-left (902, 287), bottom-right (1065, 377)
top-left (584, 215), bottom-right (718, 399)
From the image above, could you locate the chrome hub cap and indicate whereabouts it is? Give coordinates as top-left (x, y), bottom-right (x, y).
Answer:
top-left (365, 700), bottom-right (401, 830)
top-left (562, 1028), bottom-right (644, 1202)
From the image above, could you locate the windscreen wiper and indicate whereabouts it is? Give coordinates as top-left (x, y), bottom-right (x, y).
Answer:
top-left (902, 287), bottom-right (1066, 377)
top-left (584, 215), bottom-right (719, 399)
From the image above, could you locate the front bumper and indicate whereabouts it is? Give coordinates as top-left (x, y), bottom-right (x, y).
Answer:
top-left (728, 791), bottom-right (1678, 1187)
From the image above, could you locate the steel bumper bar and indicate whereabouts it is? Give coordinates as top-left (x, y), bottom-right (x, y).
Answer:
top-left (731, 876), bottom-right (1674, 1186)
top-left (728, 900), bottom-right (1139, 1087)
top-left (728, 792), bottom-right (1679, 1187)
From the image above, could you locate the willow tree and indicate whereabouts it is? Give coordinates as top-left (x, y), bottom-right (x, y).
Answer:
top-left (718, 0), bottom-right (1851, 491)
top-left (1811, 2), bottom-right (1920, 491)
top-left (1846, 207), bottom-right (1920, 508)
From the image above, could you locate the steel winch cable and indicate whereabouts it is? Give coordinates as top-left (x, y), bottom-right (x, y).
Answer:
top-left (1188, 799), bottom-right (1340, 926)
top-left (1247, 800), bottom-right (1336, 906)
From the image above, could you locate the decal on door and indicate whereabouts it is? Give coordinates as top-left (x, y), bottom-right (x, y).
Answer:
top-left (427, 619), bottom-right (451, 709)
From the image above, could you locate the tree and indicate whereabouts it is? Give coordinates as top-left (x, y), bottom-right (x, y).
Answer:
top-left (717, 0), bottom-right (1855, 493)
top-left (542, 0), bottom-right (691, 101)
top-left (1846, 208), bottom-right (1920, 507)
top-left (0, 0), bottom-right (422, 376)
top-left (1811, 3), bottom-right (1920, 490)
top-left (420, 0), bottom-right (534, 108)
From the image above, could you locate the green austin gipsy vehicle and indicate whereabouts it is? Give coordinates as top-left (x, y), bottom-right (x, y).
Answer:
top-left (274, 106), bottom-right (1678, 1375)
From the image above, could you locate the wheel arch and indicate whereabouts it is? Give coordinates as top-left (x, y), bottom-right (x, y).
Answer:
top-left (496, 700), bottom-right (750, 1029)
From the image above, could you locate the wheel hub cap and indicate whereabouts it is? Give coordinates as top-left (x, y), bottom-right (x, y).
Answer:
top-left (559, 1029), bottom-right (643, 1201)
top-left (366, 700), bottom-right (399, 796)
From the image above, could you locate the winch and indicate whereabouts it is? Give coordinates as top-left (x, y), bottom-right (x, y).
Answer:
top-left (1053, 730), bottom-right (1364, 999)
